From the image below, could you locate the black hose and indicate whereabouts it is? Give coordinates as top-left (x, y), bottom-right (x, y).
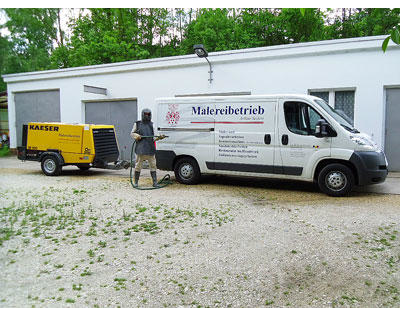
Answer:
top-left (129, 137), bottom-right (173, 190)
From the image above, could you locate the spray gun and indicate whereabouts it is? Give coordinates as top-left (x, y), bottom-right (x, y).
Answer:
top-left (136, 134), bottom-right (169, 141)
top-left (154, 134), bottom-right (168, 141)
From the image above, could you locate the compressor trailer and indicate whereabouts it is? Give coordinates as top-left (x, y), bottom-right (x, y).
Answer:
top-left (17, 122), bottom-right (130, 176)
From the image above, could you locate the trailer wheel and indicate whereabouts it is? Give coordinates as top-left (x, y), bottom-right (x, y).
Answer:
top-left (317, 163), bottom-right (354, 197)
top-left (41, 155), bottom-right (62, 176)
top-left (174, 157), bottom-right (201, 184)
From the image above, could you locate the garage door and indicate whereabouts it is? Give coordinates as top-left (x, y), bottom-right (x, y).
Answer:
top-left (14, 90), bottom-right (60, 146)
top-left (385, 88), bottom-right (400, 172)
top-left (85, 100), bottom-right (137, 161)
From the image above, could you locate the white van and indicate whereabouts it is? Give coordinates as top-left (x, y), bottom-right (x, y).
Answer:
top-left (155, 94), bottom-right (388, 196)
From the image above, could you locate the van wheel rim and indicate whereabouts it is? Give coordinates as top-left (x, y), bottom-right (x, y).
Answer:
top-left (325, 171), bottom-right (347, 191)
top-left (180, 164), bottom-right (193, 179)
top-left (44, 159), bottom-right (56, 173)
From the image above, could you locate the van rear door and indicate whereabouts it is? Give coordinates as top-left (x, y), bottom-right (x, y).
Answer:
top-left (209, 100), bottom-right (277, 175)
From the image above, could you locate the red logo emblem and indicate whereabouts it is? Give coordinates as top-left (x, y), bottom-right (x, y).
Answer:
top-left (166, 104), bottom-right (180, 126)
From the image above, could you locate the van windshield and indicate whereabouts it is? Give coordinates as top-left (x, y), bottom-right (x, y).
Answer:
top-left (314, 99), bottom-right (358, 133)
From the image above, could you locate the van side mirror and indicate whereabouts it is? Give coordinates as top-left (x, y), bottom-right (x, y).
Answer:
top-left (315, 119), bottom-right (329, 138)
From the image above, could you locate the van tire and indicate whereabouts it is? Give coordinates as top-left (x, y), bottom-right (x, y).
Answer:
top-left (41, 155), bottom-right (62, 176)
top-left (318, 163), bottom-right (354, 197)
top-left (174, 157), bottom-right (201, 184)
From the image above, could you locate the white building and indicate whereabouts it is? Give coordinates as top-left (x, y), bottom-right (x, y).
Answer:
top-left (3, 35), bottom-right (400, 170)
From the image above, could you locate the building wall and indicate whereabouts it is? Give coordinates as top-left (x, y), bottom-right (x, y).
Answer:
top-left (4, 36), bottom-right (400, 150)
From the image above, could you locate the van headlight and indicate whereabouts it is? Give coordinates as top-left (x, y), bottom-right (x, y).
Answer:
top-left (350, 135), bottom-right (376, 148)
top-left (350, 135), bottom-right (368, 146)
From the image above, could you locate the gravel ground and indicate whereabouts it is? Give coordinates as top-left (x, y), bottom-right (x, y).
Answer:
top-left (1, 155), bottom-right (400, 308)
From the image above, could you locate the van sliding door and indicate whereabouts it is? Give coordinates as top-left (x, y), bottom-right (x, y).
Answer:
top-left (210, 101), bottom-right (277, 175)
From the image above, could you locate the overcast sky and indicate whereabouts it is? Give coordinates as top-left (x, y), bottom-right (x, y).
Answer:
top-left (0, 10), bottom-right (9, 36)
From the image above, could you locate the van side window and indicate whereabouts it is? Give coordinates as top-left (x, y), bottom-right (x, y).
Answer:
top-left (308, 106), bottom-right (323, 134)
top-left (284, 102), bottom-right (323, 135)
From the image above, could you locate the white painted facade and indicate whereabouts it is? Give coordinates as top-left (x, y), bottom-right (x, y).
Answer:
top-left (3, 35), bottom-right (400, 150)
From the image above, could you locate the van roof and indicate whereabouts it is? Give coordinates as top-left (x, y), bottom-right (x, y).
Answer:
top-left (156, 94), bottom-right (320, 103)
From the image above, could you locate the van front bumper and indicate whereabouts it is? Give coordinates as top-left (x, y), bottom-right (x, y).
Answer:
top-left (349, 151), bottom-right (388, 185)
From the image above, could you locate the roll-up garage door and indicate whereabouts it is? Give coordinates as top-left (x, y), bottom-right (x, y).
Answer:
top-left (14, 90), bottom-right (60, 146)
top-left (385, 88), bottom-right (400, 172)
top-left (85, 100), bottom-right (137, 160)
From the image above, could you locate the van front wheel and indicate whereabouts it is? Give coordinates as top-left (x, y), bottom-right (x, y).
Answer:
top-left (318, 163), bottom-right (354, 197)
top-left (174, 157), bottom-right (201, 184)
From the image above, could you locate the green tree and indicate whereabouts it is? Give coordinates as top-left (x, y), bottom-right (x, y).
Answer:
top-left (236, 9), bottom-right (282, 48)
top-left (182, 8), bottom-right (326, 53)
top-left (0, 8), bottom-right (64, 89)
top-left (0, 34), bottom-right (13, 91)
top-left (278, 8), bottom-right (326, 43)
top-left (3, 8), bottom-right (60, 71)
top-left (52, 8), bottom-right (181, 68)
top-left (182, 9), bottom-right (238, 53)
top-left (3, 7), bottom-right (400, 78)
top-left (300, 8), bottom-right (400, 51)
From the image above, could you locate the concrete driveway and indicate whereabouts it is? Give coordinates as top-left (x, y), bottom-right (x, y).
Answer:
top-left (1, 154), bottom-right (399, 195)
top-left (2, 155), bottom-right (400, 307)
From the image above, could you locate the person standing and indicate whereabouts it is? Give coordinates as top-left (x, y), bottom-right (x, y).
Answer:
top-left (130, 108), bottom-right (159, 187)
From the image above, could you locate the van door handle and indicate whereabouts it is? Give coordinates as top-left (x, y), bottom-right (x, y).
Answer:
top-left (264, 134), bottom-right (271, 144)
top-left (282, 134), bottom-right (288, 145)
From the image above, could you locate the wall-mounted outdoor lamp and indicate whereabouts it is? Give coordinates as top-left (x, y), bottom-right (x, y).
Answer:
top-left (193, 44), bottom-right (213, 84)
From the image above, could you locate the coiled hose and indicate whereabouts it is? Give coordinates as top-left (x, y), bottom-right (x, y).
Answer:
top-left (129, 136), bottom-right (173, 190)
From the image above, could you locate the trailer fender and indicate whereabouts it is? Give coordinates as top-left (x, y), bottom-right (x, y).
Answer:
top-left (39, 151), bottom-right (65, 166)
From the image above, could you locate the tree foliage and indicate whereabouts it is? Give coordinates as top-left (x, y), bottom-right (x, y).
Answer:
top-left (1, 8), bottom-right (400, 91)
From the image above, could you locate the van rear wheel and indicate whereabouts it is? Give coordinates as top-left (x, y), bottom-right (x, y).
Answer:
top-left (174, 157), bottom-right (201, 184)
top-left (318, 163), bottom-right (354, 197)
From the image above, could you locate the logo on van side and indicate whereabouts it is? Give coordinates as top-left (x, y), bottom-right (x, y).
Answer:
top-left (192, 105), bottom-right (265, 116)
top-left (166, 104), bottom-right (180, 126)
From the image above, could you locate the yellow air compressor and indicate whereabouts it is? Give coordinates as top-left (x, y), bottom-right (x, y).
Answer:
top-left (17, 122), bottom-right (130, 176)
